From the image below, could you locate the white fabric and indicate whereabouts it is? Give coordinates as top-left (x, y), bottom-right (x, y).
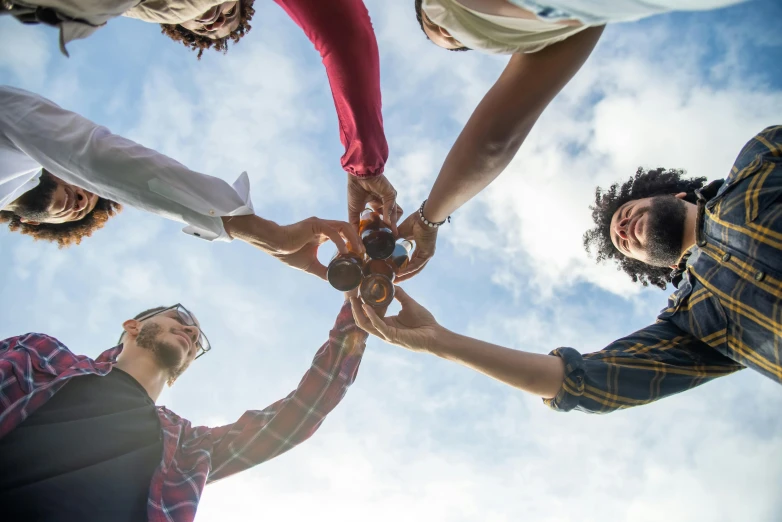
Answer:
top-left (425, 0), bottom-right (748, 55)
top-left (10, 0), bottom-right (138, 51)
top-left (0, 86), bottom-right (254, 242)
top-left (507, 0), bottom-right (748, 24)
top-left (12, 0), bottom-right (222, 53)
top-left (422, 0), bottom-right (591, 55)
top-left (123, 0), bottom-right (224, 24)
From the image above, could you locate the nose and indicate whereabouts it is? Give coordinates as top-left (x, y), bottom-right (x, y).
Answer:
top-left (616, 217), bottom-right (630, 240)
top-left (183, 324), bottom-right (199, 344)
top-left (72, 188), bottom-right (89, 212)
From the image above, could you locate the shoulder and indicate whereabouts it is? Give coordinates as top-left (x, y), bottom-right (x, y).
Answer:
top-left (1, 332), bottom-right (69, 354)
top-left (155, 405), bottom-right (190, 426)
top-left (726, 126), bottom-right (782, 185)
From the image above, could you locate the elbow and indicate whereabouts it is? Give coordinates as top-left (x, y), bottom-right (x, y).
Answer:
top-left (475, 133), bottom-right (526, 169)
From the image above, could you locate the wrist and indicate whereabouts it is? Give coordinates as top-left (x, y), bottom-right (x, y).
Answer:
top-left (422, 199), bottom-right (450, 225)
top-left (425, 325), bottom-right (454, 356)
top-left (222, 215), bottom-right (282, 252)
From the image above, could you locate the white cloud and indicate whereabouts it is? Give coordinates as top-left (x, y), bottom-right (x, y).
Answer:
top-left (438, 19), bottom-right (782, 299)
top-left (0, 19), bottom-right (51, 89)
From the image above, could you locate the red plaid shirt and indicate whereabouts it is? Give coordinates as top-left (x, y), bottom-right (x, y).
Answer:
top-left (0, 301), bottom-right (366, 522)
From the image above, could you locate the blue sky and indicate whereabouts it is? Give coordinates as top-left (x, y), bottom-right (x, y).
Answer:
top-left (1, 1), bottom-right (781, 520)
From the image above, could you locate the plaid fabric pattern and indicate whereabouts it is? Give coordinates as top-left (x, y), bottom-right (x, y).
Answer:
top-left (0, 300), bottom-right (366, 522)
top-left (546, 126), bottom-right (782, 414)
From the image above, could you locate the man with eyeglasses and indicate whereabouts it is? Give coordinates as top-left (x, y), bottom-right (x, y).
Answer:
top-left (0, 298), bottom-right (369, 521)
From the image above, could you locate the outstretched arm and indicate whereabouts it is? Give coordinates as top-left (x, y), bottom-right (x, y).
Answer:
top-left (188, 298), bottom-right (369, 483)
top-left (273, 0), bottom-right (398, 232)
top-left (274, 0), bottom-right (387, 178)
top-left (397, 27), bottom-right (604, 280)
top-left (423, 26), bottom-right (603, 222)
top-left (351, 287), bottom-right (742, 413)
top-left (350, 287), bottom-right (564, 398)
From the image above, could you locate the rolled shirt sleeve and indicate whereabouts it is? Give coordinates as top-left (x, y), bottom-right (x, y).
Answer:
top-left (545, 321), bottom-right (744, 414)
top-left (0, 86), bottom-right (254, 242)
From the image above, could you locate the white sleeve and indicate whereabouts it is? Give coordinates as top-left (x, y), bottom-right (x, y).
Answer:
top-left (0, 86), bottom-right (254, 242)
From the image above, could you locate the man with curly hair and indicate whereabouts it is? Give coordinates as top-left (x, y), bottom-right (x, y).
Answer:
top-left (351, 126), bottom-right (782, 415)
top-left (1, 86), bottom-right (365, 280)
top-left (3, 0), bottom-right (397, 232)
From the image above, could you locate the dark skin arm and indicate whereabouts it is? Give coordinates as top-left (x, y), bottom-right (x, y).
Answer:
top-left (397, 26), bottom-right (604, 281)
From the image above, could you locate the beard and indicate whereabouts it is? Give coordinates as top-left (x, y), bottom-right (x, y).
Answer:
top-left (12, 170), bottom-right (58, 220)
top-left (135, 322), bottom-right (188, 384)
top-left (643, 195), bottom-right (687, 267)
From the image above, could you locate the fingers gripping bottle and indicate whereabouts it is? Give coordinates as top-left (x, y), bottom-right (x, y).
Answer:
top-left (360, 240), bottom-right (412, 308)
top-left (359, 208), bottom-right (395, 260)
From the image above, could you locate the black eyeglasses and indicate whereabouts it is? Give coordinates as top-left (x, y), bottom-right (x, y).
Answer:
top-left (118, 304), bottom-right (212, 359)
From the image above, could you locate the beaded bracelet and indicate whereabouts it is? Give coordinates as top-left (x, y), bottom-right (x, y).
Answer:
top-left (418, 199), bottom-right (450, 228)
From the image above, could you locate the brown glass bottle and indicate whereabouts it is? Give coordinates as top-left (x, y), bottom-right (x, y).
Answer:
top-left (359, 240), bottom-right (412, 308)
top-left (327, 252), bottom-right (363, 291)
top-left (359, 208), bottom-right (395, 260)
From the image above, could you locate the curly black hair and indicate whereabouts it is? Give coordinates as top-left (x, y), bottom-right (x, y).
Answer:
top-left (414, 0), bottom-right (471, 52)
top-left (160, 0), bottom-right (255, 59)
top-left (583, 167), bottom-right (706, 290)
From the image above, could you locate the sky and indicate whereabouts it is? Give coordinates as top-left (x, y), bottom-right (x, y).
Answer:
top-left (1, 1), bottom-right (782, 521)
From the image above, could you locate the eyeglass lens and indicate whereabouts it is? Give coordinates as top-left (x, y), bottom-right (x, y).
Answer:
top-left (176, 307), bottom-right (209, 355)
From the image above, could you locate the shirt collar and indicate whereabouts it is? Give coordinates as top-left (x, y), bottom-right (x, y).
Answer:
top-left (95, 343), bottom-right (124, 364)
top-left (671, 178), bottom-right (726, 288)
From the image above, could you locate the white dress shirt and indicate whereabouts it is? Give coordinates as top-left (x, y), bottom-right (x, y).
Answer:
top-left (0, 86), bottom-right (254, 242)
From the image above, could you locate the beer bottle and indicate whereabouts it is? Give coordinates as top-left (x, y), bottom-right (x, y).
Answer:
top-left (359, 240), bottom-right (413, 308)
top-left (388, 240), bottom-right (413, 271)
top-left (359, 208), bottom-right (395, 260)
top-left (326, 251), bottom-right (363, 291)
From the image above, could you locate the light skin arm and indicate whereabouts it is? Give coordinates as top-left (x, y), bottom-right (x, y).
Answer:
top-left (350, 287), bottom-right (564, 399)
top-left (430, 329), bottom-right (565, 399)
top-left (221, 214), bottom-right (364, 280)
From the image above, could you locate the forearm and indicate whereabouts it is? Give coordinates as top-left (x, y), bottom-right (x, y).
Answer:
top-left (221, 215), bottom-right (282, 253)
top-left (423, 102), bottom-right (545, 222)
top-left (423, 27), bottom-right (604, 222)
top-left (429, 328), bottom-right (565, 399)
top-left (274, 0), bottom-right (387, 177)
top-left (206, 301), bottom-right (367, 482)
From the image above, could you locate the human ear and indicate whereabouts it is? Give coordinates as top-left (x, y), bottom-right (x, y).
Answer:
top-left (674, 192), bottom-right (687, 199)
top-left (122, 319), bottom-right (141, 339)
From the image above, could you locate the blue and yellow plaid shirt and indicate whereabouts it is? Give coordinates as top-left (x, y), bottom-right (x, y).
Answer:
top-left (547, 126), bottom-right (782, 414)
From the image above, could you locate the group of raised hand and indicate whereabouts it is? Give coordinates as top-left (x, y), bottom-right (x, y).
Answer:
top-left (1, 1), bottom-right (778, 520)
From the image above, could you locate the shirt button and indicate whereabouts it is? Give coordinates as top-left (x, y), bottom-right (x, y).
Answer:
top-left (722, 253), bottom-right (731, 262)
top-left (754, 271), bottom-right (765, 282)
top-left (209, 210), bottom-right (215, 216)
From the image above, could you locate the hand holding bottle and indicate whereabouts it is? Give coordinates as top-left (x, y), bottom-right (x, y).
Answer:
top-left (350, 287), bottom-right (443, 354)
top-left (271, 217), bottom-right (364, 280)
top-left (347, 173), bottom-right (400, 235)
top-left (394, 212), bottom-right (438, 282)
